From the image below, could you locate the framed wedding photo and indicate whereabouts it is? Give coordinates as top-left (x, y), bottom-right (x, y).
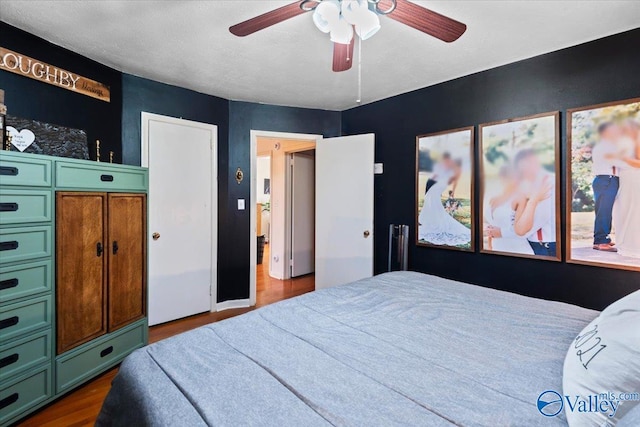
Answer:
top-left (567, 98), bottom-right (640, 271)
top-left (415, 127), bottom-right (475, 251)
top-left (479, 112), bottom-right (561, 261)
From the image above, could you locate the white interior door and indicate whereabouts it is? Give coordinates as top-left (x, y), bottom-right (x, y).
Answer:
top-left (316, 134), bottom-right (374, 289)
top-left (291, 152), bottom-right (315, 277)
top-left (142, 113), bottom-right (217, 326)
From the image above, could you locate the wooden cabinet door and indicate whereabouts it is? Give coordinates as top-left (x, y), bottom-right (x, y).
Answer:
top-left (56, 192), bottom-right (107, 354)
top-left (107, 193), bottom-right (146, 331)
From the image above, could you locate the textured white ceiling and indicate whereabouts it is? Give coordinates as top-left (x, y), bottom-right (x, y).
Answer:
top-left (1, 1), bottom-right (639, 111)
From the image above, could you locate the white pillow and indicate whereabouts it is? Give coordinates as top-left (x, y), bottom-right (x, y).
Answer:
top-left (617, 402), bottom-right (640, 427)
top-left (562, 289), bottom-right (640, 427)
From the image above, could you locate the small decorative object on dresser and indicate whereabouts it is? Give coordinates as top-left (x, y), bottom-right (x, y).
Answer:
top-left (0, 150), bottom-right (148, 426)
top-left (5, 115), bottom-right (89, 160)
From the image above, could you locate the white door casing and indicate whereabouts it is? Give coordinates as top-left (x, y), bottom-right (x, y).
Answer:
top-left (249, 130), bottom-right (321, 305)
top-left (142, 113), bottom-right (217, 325)
top-left (290, 152), bottom-right (315, 277)
top-left (315, 134), bottom-right (375, 289)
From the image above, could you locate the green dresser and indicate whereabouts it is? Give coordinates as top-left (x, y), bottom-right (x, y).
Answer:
top-left (0, 151), bottom-right (148, 426)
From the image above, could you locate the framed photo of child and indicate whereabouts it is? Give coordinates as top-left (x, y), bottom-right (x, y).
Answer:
top-left (567, 98), bottom-right (640, 271)
top-left (479, 112), bottom-right (561, 261)
top-left (416, 127), bottom-right (474, 251)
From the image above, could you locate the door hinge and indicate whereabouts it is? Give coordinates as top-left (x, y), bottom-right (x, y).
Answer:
top-left (209, 284), bottom-right (212, 296)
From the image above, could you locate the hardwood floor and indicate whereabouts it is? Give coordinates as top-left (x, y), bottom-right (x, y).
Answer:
top-left (17, 244), bottom-right (314, 427)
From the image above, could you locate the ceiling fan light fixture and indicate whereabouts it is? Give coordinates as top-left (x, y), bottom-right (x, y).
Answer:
top-left (354, 9), bottom-right (380, 40)
top-left (312, 0), bottom-right (341, 33)
top-left (329, 16), bottom-right (354, 44)
top-left (340, 0), bottom-right (368, 24)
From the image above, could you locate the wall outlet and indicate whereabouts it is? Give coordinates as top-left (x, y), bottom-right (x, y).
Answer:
top-left (374, 163), bottom-right (384, 174)
top-left (238, 199), bottom-right (245, 210)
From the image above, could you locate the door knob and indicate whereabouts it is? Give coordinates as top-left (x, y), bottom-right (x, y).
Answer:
top-left (363, 230), bottom-right (370, 238)
top-left (152, 232), bottom-right (160, 241)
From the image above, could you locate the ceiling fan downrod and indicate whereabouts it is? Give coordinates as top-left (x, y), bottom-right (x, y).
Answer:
top-left (300, 0), bottom-right (397, 15)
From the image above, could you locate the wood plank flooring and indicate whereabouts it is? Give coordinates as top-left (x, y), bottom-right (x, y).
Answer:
top-left (17, 244), bottom-right (314, 426)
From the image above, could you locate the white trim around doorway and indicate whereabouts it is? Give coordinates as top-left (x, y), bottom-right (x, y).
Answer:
top-left (250, 130), bottom-right (322, 306)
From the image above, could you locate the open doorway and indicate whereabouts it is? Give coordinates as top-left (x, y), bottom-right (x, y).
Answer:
top-left (251, 131), bottom-right (321, 306)
top-left (255, 136), bottom-right (316, 281)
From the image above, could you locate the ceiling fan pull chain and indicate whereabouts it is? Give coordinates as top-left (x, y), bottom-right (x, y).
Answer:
top-left (357, 35), bottom-right (362, 104)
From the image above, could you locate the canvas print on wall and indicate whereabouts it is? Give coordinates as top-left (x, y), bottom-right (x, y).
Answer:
top-left (567, 98), bottom-right (640, 271)
top-left (416, 127), bottom-right (474, 251)
top-left (479, 112), bottom-right (560, 261)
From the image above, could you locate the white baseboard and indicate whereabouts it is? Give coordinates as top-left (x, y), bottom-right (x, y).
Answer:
top-left (215, 298), bottom-right (252, 312)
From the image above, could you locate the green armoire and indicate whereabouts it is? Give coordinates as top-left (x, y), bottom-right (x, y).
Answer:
top-left (0, 151), bottom-right (148, 426)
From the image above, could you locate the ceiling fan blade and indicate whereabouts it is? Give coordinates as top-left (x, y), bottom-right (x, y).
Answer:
top-left (229, 1), bottom-right (309, 37)
top-left (333, 39), bottom-right (355, 72)
top-left (384, 0), bottom-right (466, 43)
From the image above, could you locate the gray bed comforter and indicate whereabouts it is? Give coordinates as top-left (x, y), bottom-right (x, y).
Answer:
top-left (97, 272), bottom-right (598, 426)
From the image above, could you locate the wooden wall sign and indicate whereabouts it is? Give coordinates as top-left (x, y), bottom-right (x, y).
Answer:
top-left (0, 47), bottom-right (110, 102)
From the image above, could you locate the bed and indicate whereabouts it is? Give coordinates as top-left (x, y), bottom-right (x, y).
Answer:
top-left (97, 271), bottom-right (599, 426)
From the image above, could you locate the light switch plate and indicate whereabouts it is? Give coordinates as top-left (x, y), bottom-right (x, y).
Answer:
top-left (374, 163), bottom-right (384, 174)
top-left (238, 199), bottom-right (245, 210)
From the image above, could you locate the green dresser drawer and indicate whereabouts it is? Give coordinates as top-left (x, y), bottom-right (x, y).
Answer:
top-left (0, 296), bottom-right (52, 342)
top-left (0, 226), bottom-right (51, 265)
top-left (0, 260), bottom-right (51, 304)
top-left (56, 321), bottom-right (146, 393)
top-left (0, 330), bottom-right (51, 383)
top-left (0, 190), bottom-right (52, 225)
top-left (0, 366), bottom-right (51, 426)
top-left (55, 161), bottom-right (148, 191)
top-left (0, 154), bottom-right (52, 188)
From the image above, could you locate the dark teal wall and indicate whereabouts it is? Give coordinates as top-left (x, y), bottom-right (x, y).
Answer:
top-left (341, 28), bottom-right (640, 310)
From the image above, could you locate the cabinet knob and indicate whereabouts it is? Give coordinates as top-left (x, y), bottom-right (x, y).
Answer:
top-left (152, 232), bottom-right (160, 241)
top-left (363, 230), bottom-right (370, 238)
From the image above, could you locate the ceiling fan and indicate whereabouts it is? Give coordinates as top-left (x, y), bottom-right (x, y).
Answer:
top-left (229, 0), bottom-right (467, 72)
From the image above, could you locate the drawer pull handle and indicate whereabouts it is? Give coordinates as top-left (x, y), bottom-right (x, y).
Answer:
top-left (100, 174), bottom-right (114, 182)
top-left (112, 241), bottom-right (119, 255)
top-left (0, 353), bottom-right (19, 368)
top-left (0, 166), bottom-right (18, 176)
top-left (0, 278), bottom-right (19, 290)
top-left (100, 346), bottom-right (114, 358)
top-left (0, 203), bottom-right (18, 212)
top-left (0, 241), bottom-right (19, 251)
top-left (0, 393), bottom-right (19, 410)
top-left (0, 316), bottom-right (19, 330)
top-left (97, 242), bottom-right (104, 257)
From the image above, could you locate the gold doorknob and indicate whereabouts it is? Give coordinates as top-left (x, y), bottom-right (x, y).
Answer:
top-left (363, 230), bottom-right (370, 238)
top-left (152, 232), bottom-right (160, 241)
